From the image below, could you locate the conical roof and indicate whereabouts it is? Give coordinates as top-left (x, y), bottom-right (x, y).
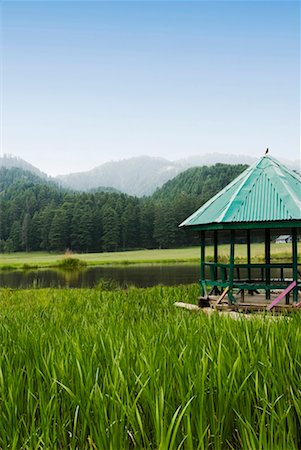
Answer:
top-left (180, 155), bottom-right (301, 230)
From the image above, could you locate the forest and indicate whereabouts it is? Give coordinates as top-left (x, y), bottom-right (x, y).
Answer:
top-left (0, 164), bottom-right (248, 253)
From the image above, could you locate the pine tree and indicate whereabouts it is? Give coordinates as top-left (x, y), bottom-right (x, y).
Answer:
top-left (121, 203), bottom-right (140, 249)
top-left (102, 206), bottom-right (119, 252)
top-left (49, 209), bottom-right (69, 251)
top-left (139, 201), bottom-right (155, 248)
top-left (29, 212), bottom-right (41, 251)
top-left (154, 204), bottom-right (176, 249)
top-left (21, 213), bottom-right (31, 251)
top-left (39, 205), bottom-right (56, 250)
top-left (9, 220), bottom-right (22, 251)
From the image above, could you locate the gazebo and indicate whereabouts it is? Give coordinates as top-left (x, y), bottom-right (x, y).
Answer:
top-left (179, 154), bottom-right (301, 309)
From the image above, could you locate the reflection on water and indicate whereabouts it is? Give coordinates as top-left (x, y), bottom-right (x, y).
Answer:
top-left (0, 265), bottom-right (200, 289)
top-left (0, 264), bottom-right (293, 290)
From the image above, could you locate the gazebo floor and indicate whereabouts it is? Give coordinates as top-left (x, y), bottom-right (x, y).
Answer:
top-left (207, 292), bottom-right (301, 312)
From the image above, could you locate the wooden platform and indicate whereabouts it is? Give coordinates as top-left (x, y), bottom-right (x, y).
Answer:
top-left (207, 292), bottom-right (301, 313)
top-left (175, 291), bottom-right (301, 315)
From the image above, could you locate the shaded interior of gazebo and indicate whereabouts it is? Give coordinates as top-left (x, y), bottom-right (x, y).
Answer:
top-left (198, 224), bottom-right (300, 305)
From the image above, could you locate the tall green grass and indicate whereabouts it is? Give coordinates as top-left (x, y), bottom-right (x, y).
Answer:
top-left (0, 285), bottom-right (300, 449)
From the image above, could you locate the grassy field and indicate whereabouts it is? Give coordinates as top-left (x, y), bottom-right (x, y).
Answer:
top-left (0, 285), bottom-right (300, 449)
top-left (0, 242), bottom-right (298, 270)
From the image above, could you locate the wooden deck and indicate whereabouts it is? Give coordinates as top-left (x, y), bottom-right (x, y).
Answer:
top-left (175, 287), bottom-right (301, 315)
top-left (205, 292), bottom-right (301, 313)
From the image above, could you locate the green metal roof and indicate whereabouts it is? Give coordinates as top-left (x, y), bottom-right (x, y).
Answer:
top-left (179, 155), bottom-right (301, 230)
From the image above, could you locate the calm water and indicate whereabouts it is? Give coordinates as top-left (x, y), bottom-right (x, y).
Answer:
top-left (0, 264), bottom-right (293, 290)
top-left (0, 264), bottom-right (200, 289)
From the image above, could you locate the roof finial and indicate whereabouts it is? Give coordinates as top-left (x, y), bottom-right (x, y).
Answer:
top-left (265, 147), bottom-right (269, 155)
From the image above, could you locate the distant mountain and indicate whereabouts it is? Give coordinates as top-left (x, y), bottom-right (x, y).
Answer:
top-left (0, 166), bottom-right (51, 192)
top-left (1, 157), bottom-right (298, 253)
top-left (0, 162), bottom-right (250, 253)
top-left (2, 153), bottom-right (299, 197)
top-left (0, 154), bottom-right (49, 179)
top-left (57, 153), bottom-right (300, 196)
top-left (56, 156), bottom-right (181, 196)
top-left (0, 155), bottom-right (118, 194)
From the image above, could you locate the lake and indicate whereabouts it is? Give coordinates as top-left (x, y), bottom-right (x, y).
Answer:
top-left (1, 263), bottom-right (293, 290)
top-left (0, 264), bottom-right (200, 289)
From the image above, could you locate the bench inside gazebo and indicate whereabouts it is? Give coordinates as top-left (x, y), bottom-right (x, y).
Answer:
top-left (180, 154), bottom-right (301, 311)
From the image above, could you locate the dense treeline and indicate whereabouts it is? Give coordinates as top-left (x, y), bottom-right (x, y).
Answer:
top-left (153, 164), bottom-right (248, 202)
top-left (0, 164), bottom-right (247, 253)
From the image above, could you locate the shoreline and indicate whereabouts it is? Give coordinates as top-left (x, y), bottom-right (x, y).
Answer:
top-left (0, 248), bottom-right (296, 272)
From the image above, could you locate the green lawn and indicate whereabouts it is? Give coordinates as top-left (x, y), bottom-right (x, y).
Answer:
top-left (0, 247), bottom-right (200, 266)
top-left (0, 285), bottom-right (300, 449)
top-left (0, 243), bottom-right (298, 270)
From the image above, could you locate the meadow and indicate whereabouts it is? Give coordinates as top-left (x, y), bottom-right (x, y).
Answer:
top-left (0, 242), bottom-right (297, 270)
top-left (0, 285), bottom-right (300, 449)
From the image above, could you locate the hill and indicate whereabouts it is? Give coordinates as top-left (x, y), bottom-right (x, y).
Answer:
top-left (56, 154), bottom-right (257, 196)
top-left (153, 163), bottom-right (249, 202)
top-left (0, 163), bottom-right (248, 253)
top-left (56, 156), bottom-right (181, 196)
top-left (56, 153), bottom-right (300, 196)
top-left (3, 153), bottom-right (299, 196)
top-left (0, 154), bottom-right (48, 179)
top-left (0, 157), bottom-right (118, 194)
top-left (0, 166), bottom-right (58, 193)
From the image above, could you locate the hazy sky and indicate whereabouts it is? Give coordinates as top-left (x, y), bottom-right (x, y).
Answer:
top-left (1, 1), bottom-right (300, 176)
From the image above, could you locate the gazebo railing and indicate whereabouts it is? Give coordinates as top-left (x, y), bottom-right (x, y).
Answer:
top-left (200, 261), bottom-right (301, 301)
top-left (203, 261), bottom-right (298, 281)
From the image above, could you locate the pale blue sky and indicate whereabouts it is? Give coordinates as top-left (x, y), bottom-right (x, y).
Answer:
top-left (1, 1), bottom-right (300, 175)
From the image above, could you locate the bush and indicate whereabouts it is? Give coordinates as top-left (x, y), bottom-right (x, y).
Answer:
top-left (57, 257), bottom-right (87, 270)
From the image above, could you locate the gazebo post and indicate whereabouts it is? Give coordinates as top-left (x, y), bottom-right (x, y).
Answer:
top-left (228, 230), bottom-right (235, 303)
top-left (265, 229), bottom-right (271, 300)
top-left (247, 230), bottom-right (252, 294)
top-left (200, 230), bottom-right (206, 296)
top-left (213, 230), bottom-right (219, 294)
top-left (292, 227), bottom-right (298, 302)
top-left (247, 230), bottom-right (251, 277)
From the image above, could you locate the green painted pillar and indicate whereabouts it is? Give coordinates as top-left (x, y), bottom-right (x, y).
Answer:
top-left (247, 230), bottom-right (251, 281)
top-left (200, 230), bottom-right (205, 296)
top-left (292, 227), bottom-right (298, 302)
top-left (213, 230), bottom-right (219, 294)
top-left (228, 230), bottom-right (235, 304)
top-left (265, 229), bottom-right (271, 300)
